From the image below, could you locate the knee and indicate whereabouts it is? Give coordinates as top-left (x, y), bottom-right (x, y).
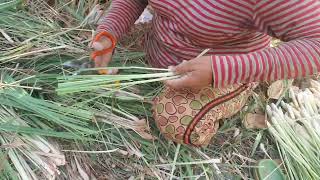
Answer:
top-left (152, 84), bottom-right (254, 147)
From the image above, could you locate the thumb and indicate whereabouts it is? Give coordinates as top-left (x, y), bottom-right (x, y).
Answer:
top-left (91, 42), bottom-right (105, 51)
top-left (91, 37), bottom-right (112, 50)
top-left (172, 60), bottom-right (194, 75)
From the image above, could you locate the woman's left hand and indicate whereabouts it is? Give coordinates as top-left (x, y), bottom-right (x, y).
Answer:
top-left (164, 56), bottom-right (213, 90)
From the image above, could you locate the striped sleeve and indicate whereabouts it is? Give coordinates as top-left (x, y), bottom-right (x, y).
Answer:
top-left (97, 0), bottom-right (148, 39)
top-left (211, 0), bottom-right (320, 88)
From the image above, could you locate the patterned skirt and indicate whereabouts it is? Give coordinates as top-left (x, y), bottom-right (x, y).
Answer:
top-left (152, 83), bottom-right (258, 147)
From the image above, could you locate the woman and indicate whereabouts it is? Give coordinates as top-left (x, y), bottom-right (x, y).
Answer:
top-left (91, 0), bottom-right (320, 146)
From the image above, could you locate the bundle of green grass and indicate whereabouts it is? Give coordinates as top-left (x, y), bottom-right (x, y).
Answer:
top-left (267, 79), bottom-right (320, 179)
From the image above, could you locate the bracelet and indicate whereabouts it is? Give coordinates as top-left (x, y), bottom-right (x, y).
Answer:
top-left (91, 31), bottom-right (117, 60)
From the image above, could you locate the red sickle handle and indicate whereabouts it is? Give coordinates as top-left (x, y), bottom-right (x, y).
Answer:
top-left (91, 31), bottom-right (117, 60)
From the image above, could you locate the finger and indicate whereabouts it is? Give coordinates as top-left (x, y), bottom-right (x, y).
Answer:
top-left (108, 68), bottom-right (119, 75)
top-left (94, 55), bottom-right (102, 67)
top-left (100, 53), bottom-right (112, 67)
top-left (173, 60), bottom-right (194, 75)
top-left (164, 74), bottom-right (195, 90)
top-left (94, 52), bottom-right (112, 67)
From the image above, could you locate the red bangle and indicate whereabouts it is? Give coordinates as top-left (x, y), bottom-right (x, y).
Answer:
top-left (91, 31), bottom-right (117, 60)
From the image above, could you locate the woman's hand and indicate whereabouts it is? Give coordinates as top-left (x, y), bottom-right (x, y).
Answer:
top-left (164, 56), bottom-right (213, 90)
top-left (91, 36), bottom-right (113, 69)
top-left (90, 32), bottom-right (118, 74)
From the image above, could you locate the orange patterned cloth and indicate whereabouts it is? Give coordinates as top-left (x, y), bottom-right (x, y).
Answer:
top-left (152, 83), bottom-right (257, 147)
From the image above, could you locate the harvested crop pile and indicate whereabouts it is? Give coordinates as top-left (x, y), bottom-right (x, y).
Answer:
top-left (267, 80), bottom-right (320, 179)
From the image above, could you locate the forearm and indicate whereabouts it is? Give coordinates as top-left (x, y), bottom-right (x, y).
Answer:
top-left (211, 38), bottom-right (320, 88)
top-left (209, 0), bottom-right (320, 88)
top-left (97, 0), bottom-right (148, 39)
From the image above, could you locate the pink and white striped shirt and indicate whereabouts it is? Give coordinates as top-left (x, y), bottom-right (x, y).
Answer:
top-left (98, 0), bottom-right (320, 88)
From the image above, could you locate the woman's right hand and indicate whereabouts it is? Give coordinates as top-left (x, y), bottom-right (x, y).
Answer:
top-left (91, 36), bottom-right (113, 73)
top-left (91, 31), bottom-right (119, 75)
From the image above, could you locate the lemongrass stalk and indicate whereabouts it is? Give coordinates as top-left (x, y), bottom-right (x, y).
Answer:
top-left (305, 89), bottom-right (318, 113)
top-left (0, 28), bottom-right (14, 43)
top-left (296, 92), bottom-right (305, 109)
top-left (96, 112), bottom-right (144, 130)
top-left (24, 136), bottom-right (51, 153)
top-left (0, 0), bottom-right (23, 11)
top-left (270, 104), bottom-right (286, 121)
top-left (289, 88), bottom-right (299, 108)
top-left (34, 152), bottom-right (65, 167)
top-left (99, 75), bottom-right (178, 88)
top-left (0, 45), bottom-right (68, 63)
top-left (57, 74), bottom-right (178, 94)
top-left (37, 137), bottom-right (62, 156)
top-left (61, 149), bottom-right (118, 153)
top-left (290, 106), bottom-right (302, 119)
top-left (300, 106), bottom-right (311, 118)
top-left (78, 66), bottom-right (171, 72)
top-left (103, 88), bottom-right (145, 100)
top-left (309, 87), bottom-right (320, 96)
top-left (302, 93), bottom-right (315, 115)
top-left (269, 120), bottom-right (314, 170)
top-left (269, 105), bottom-right (307, 148)
top-left (20, 150), bottom-right (56, 178)
top-left (282, 102), bottom-right (296, 119)
top-left (310, 79), bottom-right (320, 92)
top-left (315, 100), bottom-right (320, 111)
top-left (308, 89), bottom-right (320, 112)
top-left (95, 112), bottom-right (153, 140)
top-left (283, 111), bottom-right (296, 125)
top-left (155, 159), bottom-right (221, 167)
top-left (268, 118), bottom-right (309, 164)
top-left (0, 136), bottom-right (33, 180)
top-left (97, 103), bottom-right (140, 121)
top-left (11, 135), bottom-right (64, 177)
top-left (16, 152), bottom-right (38, 180)
top-left (60, 71), bottom-right (175, 82)
top-left (2, 43), bottom-right (33, 56)
top-left (293, 124), bottom-right (311, 144)
top-left (306, 102), bottom-right (317, 116)
top-left (58, 75), bottom-right (171, 87)
top-left (0, 83), bottom-right (42, 90)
